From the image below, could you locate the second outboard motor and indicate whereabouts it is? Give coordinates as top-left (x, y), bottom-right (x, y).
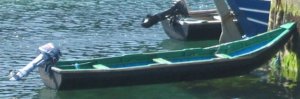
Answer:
top-left (9, 43), bottom-right (61, 81)
top-left (141, 0), bottom-right (189, 28)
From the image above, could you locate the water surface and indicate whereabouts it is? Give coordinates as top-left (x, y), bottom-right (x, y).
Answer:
top-left (0, 0), bottom-right (298, 99)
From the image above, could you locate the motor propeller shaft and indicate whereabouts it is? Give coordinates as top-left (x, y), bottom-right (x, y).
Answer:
top-left (9, 43), bottom-right (61, 81)
top-left (141, 0), bottom-right (189, 28)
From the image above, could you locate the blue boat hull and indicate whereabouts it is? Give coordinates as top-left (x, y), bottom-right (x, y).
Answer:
top-left (227, 0), bottom-right (271, 37)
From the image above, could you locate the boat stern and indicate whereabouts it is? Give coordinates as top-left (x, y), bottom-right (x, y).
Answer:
top-left (38, 66), bottom-right (62, 90)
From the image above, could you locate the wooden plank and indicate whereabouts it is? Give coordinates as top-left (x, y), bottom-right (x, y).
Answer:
top-left (153, 58), bottom-right (172, 64)
top-left (215, 53), bottom-right (232, 58)
top-left (93, 64), bottom-right (110, 69)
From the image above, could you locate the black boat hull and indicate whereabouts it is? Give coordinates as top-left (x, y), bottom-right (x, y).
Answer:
top-left (39, 27), bottom-right (294, 90)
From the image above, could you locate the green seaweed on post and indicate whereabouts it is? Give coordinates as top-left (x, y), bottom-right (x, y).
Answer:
top-left (269, 51), bottom-right (300, 89)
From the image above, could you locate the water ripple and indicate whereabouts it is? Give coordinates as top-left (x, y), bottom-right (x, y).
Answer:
top-left (0, 0), bottom-right (214, 98)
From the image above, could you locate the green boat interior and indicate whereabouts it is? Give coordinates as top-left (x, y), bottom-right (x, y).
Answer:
top-left (55, 23), bottom-right (294, 70)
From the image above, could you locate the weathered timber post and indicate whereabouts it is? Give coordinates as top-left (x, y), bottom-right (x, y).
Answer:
top-left (268, 0), bottom-right (300, 91)
top-left (269, 0), bottom-right (300, 55)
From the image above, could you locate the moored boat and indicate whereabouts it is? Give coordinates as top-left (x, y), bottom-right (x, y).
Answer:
top-left (142, 0), bottom-right (224, 41)
top-left (39, 22), bottom-right (295, 90)
top-left (145, 0), bottom-right (270, 41)
top-left (161, 10), bottom-right (224, 41)
top-left (226, 0), bottom-right (271, 37)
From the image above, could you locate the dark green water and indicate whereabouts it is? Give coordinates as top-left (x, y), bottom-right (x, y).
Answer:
top-left (0, 0), bottom-right (299, 99)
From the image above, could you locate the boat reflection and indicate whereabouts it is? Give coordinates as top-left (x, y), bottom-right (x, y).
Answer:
top-left (36, 74), bottom-right (293, 99)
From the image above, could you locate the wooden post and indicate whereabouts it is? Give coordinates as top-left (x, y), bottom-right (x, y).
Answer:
top-left (268, 0), bottom-right (300, 90)
top-left (269, 0), bottom-right (300, 54)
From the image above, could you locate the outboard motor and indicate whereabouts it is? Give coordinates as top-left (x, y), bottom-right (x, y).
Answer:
top-left (141, 0), bottom-right (189, 28)
top-left (9, 43), bottom-right (61, 81)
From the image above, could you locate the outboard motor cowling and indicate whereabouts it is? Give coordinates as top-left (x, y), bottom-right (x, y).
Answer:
top-left (9, 43), bottom-right (61, 81)
top-left (141, 0), bottom-right (189, 28)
